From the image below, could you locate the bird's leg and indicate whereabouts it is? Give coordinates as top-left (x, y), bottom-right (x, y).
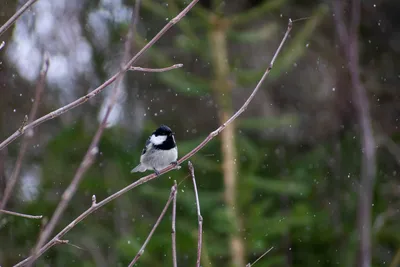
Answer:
top-left (171, 161), bottom-right (181, 170)
top-left (153, 168), bottom-right (160, 176)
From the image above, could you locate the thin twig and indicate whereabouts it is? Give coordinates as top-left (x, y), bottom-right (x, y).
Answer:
top-left (13, 18), bottom-right (292, 267)
top-left (245, 247), bottom-right (274, 267)
top-left (0, 41), bottom-right (5, 50)
top-left (0, 209), bottom-right (43, 219)
top-left (0, 54), bottom-right (50, 211)
top-left (128, 184), bottom-right (178, 267)
top-left (0, 0), bottom-right (198, 151)
top-left (333, 1), bottom-right (376, 267)
top-left (172, 180), bottom-right (178, 267)
top-left (129, 63), bottom-right (183, 72)
top-left (188, 161), bottom-right (203, 267)
top-left (25, 1), bottom-right (142, 265)
top-left (0, 0), bottom-right (38, 37)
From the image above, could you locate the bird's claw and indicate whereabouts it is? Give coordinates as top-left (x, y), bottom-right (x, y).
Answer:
top-left (171, 161), bottom-right (181, 170)
top-left (153, 168), bottom-right (161, 176)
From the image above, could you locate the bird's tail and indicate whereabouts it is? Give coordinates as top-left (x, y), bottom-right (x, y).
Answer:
top-left (131, 164), bottom-right (147, 173)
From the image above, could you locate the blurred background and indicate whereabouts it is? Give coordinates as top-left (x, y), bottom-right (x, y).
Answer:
top-left (1, 0), bottom-right (400, 266)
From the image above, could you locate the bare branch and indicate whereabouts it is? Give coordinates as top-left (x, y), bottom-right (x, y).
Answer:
top-left (25, 1), bottom-right (142, 265)
top-left (172, 180), bottom-right (178, 267)
top-left (128, 184), bottom-right (178, 267)
top-left (130, 63), bottom-right (183, 72)
top-left (13, 18), bottom-right (292, 267)
top-left (0, 0), bottom-right (199, 150)
top-left (0, 209), bottom-right (43, 219)
top-left (0, 0), bottom-right (38, 37)
top-left (333, 1), bottom-right (376, 267)
top-left (0, 54), bottom-right (49, 210)
top-left (245, 247), bottom-right (274, 267)
top-left (188, 161), bottom-right (203, 267)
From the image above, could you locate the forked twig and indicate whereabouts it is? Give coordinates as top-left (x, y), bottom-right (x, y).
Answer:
top-left (13, 18), bottom-right (292, 267)
top-left (172, 180), bottom-right (178, 267)
top-left (0, 0), bottom-right (39, 37)
top-left (128, 184), bottom-right (178, 267)
top-left (0, 1), bottom-right (199, 151)
top-left (25, 1), bottom-right (142, 265)
top-left (245, 247), bottom-right (274, 267)
top-left (0, 54), bottom-right (50, 211)
top-left (0, 209), bottom-right (43, 219)
top-left (188, 161), bottom-right (203, 267)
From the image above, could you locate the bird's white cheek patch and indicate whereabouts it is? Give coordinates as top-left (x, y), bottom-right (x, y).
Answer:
top-left (150, 134), bottom-right (167, 145)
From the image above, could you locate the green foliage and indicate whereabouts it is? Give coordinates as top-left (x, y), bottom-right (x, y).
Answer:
top-left (2, 1), bottom-right (399, 267)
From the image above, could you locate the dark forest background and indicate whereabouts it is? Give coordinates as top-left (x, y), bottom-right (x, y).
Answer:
top-left (1, 0), bottom-right (400, 266)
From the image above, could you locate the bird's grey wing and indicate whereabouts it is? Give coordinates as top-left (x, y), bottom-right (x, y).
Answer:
top-left (142, 138), bottom-right (151, 155)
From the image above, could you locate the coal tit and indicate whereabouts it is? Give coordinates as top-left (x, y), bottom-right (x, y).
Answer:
top-left (131, 125), bottom-right (178, 176)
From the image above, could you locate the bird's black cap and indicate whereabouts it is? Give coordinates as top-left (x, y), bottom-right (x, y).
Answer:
top-left (153, 125), bottom-right (173, 136)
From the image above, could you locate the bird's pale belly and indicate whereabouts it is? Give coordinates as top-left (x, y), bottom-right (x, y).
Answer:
top-left (141, 147), bottom-right (178, 171)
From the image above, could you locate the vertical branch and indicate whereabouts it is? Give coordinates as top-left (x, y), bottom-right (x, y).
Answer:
top-left (333, 1), bottom-right (376, 267)
top-left (209, 14), bottom-right (244, 267)
top-left (0, 0), bottom-right (39, 37)
top-left (172, 180), bottom-right (178, 267)
top-left (26, 1), bottom-right (142, 265)
top-left (128, 184), bottom-right (177, 267)
top-left (188, 161), bottom-right (203, 267)
top-left (0, 54), bottom-right (49, 210)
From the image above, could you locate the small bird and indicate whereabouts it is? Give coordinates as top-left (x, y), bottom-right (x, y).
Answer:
top-left (131, 125), bottom-right (178, 176)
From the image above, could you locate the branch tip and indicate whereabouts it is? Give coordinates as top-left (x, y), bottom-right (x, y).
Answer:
top-left (0, 209), bottom-right (43, 219)
top-left (91, 195), bottom-right (97, 206)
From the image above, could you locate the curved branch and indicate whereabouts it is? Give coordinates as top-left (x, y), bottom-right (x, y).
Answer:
top-left (13, 18), bottom-right (292, 267)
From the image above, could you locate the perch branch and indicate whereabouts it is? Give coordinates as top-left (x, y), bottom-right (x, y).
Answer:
top-left (172, 180), bottom-right (178, 267)
top-left (0, 0), bottom-right (38, 37)
top-left (333, 1), bottom-right (376, 267)
top-left (0, 209), bottom-right (43, 219)
top-left (25, 1), bottom-right (143, 265)
top-left (128, 184), bottom-right (177, 267)
top-left (129, 63), bottom-right (183, 72)
top-left (0, 0), bottom-right (199, 150)
top-left (188, 161), bottom-right (203, 267)
top-left (13, 18), bottom-right (292, 267)
top-left (0, 54), bottom-right (49, 210)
